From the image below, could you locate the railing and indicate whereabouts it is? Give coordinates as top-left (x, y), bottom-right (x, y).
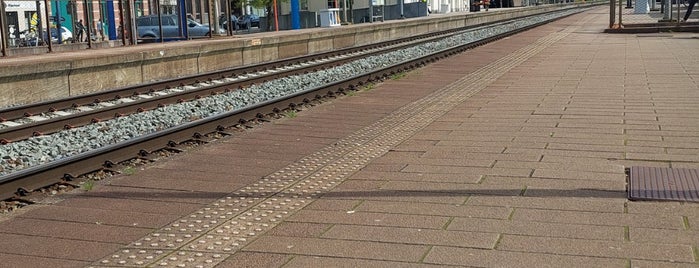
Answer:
top-left (609, 0), bottom-right (687, 28)
top-left (0, 0), bottom-right (243, 57)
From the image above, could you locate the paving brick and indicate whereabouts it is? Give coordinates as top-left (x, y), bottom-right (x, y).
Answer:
top-left (421, 150), bottom-right (543, 162)
top-left (0, 233), bottom-right (119, 261)
top-left (322, 224), bottom-right (498, 248)
top-left (0, 253), bottom-right (89, 267)
top-left (447, 217), bottom-right (624, 241)
top-left (629, 259), bottom-right (699, 268)
top-left (265, 222), bottom-right (331, 238)
top-left (19, 205), bottom-right (177, 229)
top-left (282, 256), bottom-right (443, 268)
top-left (355, 200), bottom-right (511, 219)
top-left (512, 208), bottom-right (685, 229)
top-left (627, 153), bottom-right (699, 162)
top-left (626, 202), bottom-right (699, 217)
top-left (629, 227), bottom-right (699, 245)
top-left (466, 196), bottom-right (625, 213)
top-left (506, 148), bottom-right (626, 159)
top-left (285, 209), bottom-right (449, 229)
top-left (401, 165), bottom-right (532, 177)
top-left (0, 218), bottom-right (151, 244)
top-left (423, 246), bottom-right (626, 267)
top-left (217, 252), bottom-right (291, 268)
top-left (80, 185), bottom-right (225, 204)
top-left (348, 170), bottom-right (483, 184)
top-left (304, 198), bottom-right (363, 211)
top-left (242, 236), bottom-right (429, 262)
top-left (481, 176), bottom-right (625, 192)
top-left (106, 175), bottom-right (246, 193)
top-left (57, 195), bottom-right (204, 215)
top-left (547, 142), bottom-right (664, 154)
top-left (532, 169), bottom-right (625, 182)
top-left (498, 234), bottom-right (695, 262)
top-left (371, 153), bottom-right (495, 168)
top-left (493, 160), bottom-right (625, 174)
top-left (379, 181), bottom-right (522, 196)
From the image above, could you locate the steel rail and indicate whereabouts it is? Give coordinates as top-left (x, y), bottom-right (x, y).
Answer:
top-left (0, 28), bottom-right (467, 122)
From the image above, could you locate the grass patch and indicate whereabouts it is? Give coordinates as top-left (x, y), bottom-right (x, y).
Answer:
top-left (346, 91), bottom-right (357, 96)
top-left (122, 167), bottom-right (136, 176)
top-left (391, 72), bottom-right (406, 80)
top-left (623, 226), bottom-right (630, 241)
top-left (81, 180), bottom-right (94, 191)
top-left (284, 110), bottom-right (297, 118)
top-left (362, 83), bottom-right (375, 91)
top-left (493, 234), bottom-right (504, 249)
top-left (519, 186), bottom-right (527, 196)
top-left (441, 217), bottom-right (455, 230)
top-left (683, 216), bottom-right (690, 230)
top-left (507, 208), bottom-right (516, 221)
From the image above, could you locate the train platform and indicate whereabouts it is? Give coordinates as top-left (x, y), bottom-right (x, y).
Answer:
top-left (1, 6), bottom-right (699, 267)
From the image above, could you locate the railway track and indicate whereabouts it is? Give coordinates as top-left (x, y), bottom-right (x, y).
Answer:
top-left (0, 6), bottom-right (592, 201)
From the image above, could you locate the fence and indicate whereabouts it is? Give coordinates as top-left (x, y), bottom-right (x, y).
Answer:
top-left (0, 0), bottom-right (233, 56)
top-left (609, 0), bottom-right (688, 27)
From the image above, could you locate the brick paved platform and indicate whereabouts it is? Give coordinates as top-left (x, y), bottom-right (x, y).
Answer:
top-left (1, 6), bottom-right (699, 267)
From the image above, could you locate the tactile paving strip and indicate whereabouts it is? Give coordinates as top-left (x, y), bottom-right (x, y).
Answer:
top-left (628, 166), bottom-right (699, 202)
top-left (91, 14), bottom-right (591, 267)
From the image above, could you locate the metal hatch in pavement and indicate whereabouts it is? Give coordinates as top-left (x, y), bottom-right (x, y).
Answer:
top-left (628, 166), bottom-right (699, 202)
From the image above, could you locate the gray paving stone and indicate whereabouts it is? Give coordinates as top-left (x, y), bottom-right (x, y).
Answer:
top-left (242, 236), bottom-right (429, 262)
top-left (322, 224), bottom-right (498, 248)
top-left (497, 234), bottom-right (695, 262)
top-left (423, 246), bottom-right (627, 267)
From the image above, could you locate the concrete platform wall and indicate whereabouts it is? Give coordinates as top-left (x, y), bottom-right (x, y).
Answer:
top-left (0, 4), bottom-right (584, 108)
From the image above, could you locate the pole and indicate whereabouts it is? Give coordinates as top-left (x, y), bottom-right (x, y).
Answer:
top-left (1, 0), bottom-right (7, 56)
top-left (45, 0), bottom-right (53, 51)
top-left (618, 0), bottom-right (622, 26)
top-left (155, 0), bottom-right (162, 42)
top-left (609, 0), bottom-right (614, 28)
top-left (273, 0), bottom-right (278, 31)
top-left (83, 0), bottom-right (91, 48)
top-left (224, 0), bottom-right (230, 35)
top-left (399, 0), bottom-right (404, 18)
top-left (118, 0), bottom-right (125, 45)
top-left (290, 0), bottom-right (299, 29)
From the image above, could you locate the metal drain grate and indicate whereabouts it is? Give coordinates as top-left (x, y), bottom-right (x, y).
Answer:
top-left (628, 166), bottom-right (699, 202)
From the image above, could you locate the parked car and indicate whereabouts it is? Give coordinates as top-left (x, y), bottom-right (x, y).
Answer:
top-left (220, 14), bottom-right (259, 31)
top-left (136, 14), bottom-right (212, 41)
top-left (39, 26), bottom-right (72, 44)
top-left (238, 14), bottom-right (260, 29)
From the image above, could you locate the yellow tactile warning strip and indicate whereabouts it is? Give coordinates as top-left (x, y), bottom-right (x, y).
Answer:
top-left (628, 166), bottom-right (699, 202)
top-left (90, 13), bottom-right (595, 268)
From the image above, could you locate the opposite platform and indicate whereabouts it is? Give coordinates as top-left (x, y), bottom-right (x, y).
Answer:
top-left (1, 5), bottom-right (699, 267)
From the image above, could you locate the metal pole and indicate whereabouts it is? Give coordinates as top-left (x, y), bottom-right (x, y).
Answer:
top-left (1, 0), bottom-right (7, 56)
top-left (224, 0), bottom-right (230, 35)
top-left (155, 0), bottom-right (162, 43)
top-left (118, 0), bottom-right (125, 45)
top-left (125, 0), bottom-right (135, 44)
top-left (206, 0), bottom-right (212, 37)
top-left (399, 0), bottom-right (404, 18)
top-left (84, 0), bottom-right (92, 47)
top-left (610, 0), bottom-right (615, 28)
top-left (273, 0), bottom-right (278, 31)
top-left (44, 0), bottom-right (53, 52)
top-left (618, 0), bottom-right (622, 26)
